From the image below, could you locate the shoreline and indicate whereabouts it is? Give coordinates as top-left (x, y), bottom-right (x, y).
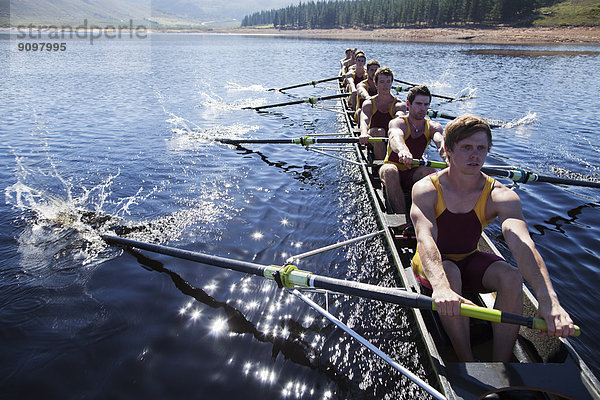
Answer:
top-left (211, 26), bottom-right (600, 45)
top-left (4, 25), bottom-right (600, 45)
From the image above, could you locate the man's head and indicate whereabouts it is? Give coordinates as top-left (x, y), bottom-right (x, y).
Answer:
top-left (366, 59), bottom-right (380, 78)
top-left (444, 114), bottom-right (492, 152)
top-left (406, 85), bottom-right (431, 120)
top-left (374, 66), bottom-right (394, 84)
top-left (407, 85), bottom-right (431, 104)
top-left (355, 51), bottom-right (366, 65)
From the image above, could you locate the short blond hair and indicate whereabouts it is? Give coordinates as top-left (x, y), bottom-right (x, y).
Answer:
top-left (374, 66), bottom-right (393, 84)
top-left (444, 114), bottom-right (492, 151)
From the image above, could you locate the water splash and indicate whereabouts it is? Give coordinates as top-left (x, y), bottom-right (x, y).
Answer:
top-left (166, 117), bottom-right (259, 150)
top-left (5, 151), bottom-right (237, 275)
top-left (226, 81), bottom-right (269, 92)
top-left (454, 86), bottom-right (477, 100)
top-left (502, 112), bottom-right (537, 129)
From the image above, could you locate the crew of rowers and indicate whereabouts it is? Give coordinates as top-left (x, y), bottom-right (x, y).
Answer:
top-left (341, 47), bottom-right (444, 215)
top-left (339, 47), bottom-right (576, 363)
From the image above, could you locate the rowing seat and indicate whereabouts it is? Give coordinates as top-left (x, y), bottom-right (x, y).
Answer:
top-left (383, 213), bottom-right (407, 228)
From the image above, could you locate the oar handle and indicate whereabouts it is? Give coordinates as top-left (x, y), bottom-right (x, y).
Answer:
top-left (455, 303), bottom-right (581, 337)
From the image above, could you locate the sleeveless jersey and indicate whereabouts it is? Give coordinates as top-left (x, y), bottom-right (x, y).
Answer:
top-left (412, 173), bottom-right (495, 280)
top-left (368, 95), bottom-right (400, 132)
top-left (356, 79), bottom-right (378, 111)
top-left (384, 117), bottom-right (432, 171)
top-left (352, 69), bottom-right (367, 86)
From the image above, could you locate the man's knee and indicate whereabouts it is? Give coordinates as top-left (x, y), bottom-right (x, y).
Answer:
top-left (379, 164), bottom-right (399, 182)
top-left (413, 166), bottom-right (435, 181)
top-left (486, 262), bottom-right (523, 293)
top-left (442, 260), bottom-right (463, 292)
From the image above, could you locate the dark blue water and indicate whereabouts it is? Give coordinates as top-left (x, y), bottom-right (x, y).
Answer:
top-left (1, 32), bottom-right (599, 399)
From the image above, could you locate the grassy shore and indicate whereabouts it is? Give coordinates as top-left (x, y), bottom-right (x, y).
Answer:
top-left (210, 26), bottom-right (600, 45)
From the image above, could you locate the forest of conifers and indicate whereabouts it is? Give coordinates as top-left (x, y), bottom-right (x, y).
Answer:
top-left (241, 0), bottom-right (559, 28)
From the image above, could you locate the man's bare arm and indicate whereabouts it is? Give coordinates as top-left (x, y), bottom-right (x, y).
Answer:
top-left (429, 120), bottom-right (446, 161)
top-left (493, 185), bottom-right (575, 337)
top-left (387, 118), bottom-right (412, 166)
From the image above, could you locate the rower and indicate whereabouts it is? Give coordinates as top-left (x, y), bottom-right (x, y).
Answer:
top-left (358, 66), bottom-right (407, 161)
top-left (379, 85), bottom-right (445, 214)
top-left (340, 48), bottom-right (353, 70)
top-left (410, 114), bottom-right (575, 362)
top-left (340, 47), bottom-right (357, 75)
top-left (354, 59), bottom-right (380, 124)
top-left (344, 50), bottom-right (367, 110)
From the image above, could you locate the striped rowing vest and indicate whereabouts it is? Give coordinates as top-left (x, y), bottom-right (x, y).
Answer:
top-left (384, 117), bottom-right (433, 171)
top-left (412, 173), bottom-right (495, 279)
top-left (352, 69), bottom-right (367, 86)
top-left (368, 95), bottom-right (400, 132)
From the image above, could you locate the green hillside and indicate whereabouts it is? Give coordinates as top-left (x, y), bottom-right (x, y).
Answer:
top-left (534, 0), bottom-right (600, 26)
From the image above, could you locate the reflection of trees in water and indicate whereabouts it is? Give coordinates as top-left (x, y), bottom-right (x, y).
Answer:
top-left (532, 202), bottom-right (599, 236)
top-left (231, 144), bottom-right (322, 187)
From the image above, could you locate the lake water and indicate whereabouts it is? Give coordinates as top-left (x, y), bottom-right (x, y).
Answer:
top-left (1, 32), bottom-right (599, 399)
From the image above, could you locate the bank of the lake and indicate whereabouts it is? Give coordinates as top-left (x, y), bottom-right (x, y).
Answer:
top-left (206, 26), bottom-right (600, 45)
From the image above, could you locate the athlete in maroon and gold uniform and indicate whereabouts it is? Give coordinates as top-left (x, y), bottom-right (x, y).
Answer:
top-left (358, 66), bottom-right (406, 160)
top-left (379, 86), bottom-right (444, 214)
top-left (410, 114), bottom-right (575, 363)
top-left (354, 59), bottom-right (379, 123)
top-left (412, 173), bottom-right (504, 291)
top-left (344, 51), bottom-right (367, 110)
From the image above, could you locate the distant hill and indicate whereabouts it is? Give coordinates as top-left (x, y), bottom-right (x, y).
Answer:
top-left (534, 0), bottom-right (600, 26)
top-left (0, 0), bottom-right (298, 28)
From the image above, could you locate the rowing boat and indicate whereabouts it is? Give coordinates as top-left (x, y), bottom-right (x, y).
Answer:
top-left (336, 77), bottom-right (600, 399)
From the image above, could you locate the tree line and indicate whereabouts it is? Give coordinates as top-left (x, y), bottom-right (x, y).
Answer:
top-left (241, 0), bottom-right (559, 28)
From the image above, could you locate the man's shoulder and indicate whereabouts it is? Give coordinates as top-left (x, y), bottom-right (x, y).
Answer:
top-left (427, 118), bottom-right (444, 133)
top-left (413, 173), bottom-right (436, 195)
top-left (390, 114), bottom-right (407, 126)
top-left (489, 179), bottom-right (521, 204)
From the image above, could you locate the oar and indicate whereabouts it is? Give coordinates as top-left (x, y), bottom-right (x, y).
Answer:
top-left (268, 76), bottom-right (341, 91)
top-left (393, 80), bottom-right (457, 101)
top-left (243, 93), bottom-right (348, 110)
top-left (216, 136), bottom-right (387, 146)
top-left (101, 234), bottom-right (581, 336)
top-left (426, 109), bottom-right (504, 128)
top-left (394, 78), bottom-right (419, 87)
top-left (413, 159), bottom-right (600, 189)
